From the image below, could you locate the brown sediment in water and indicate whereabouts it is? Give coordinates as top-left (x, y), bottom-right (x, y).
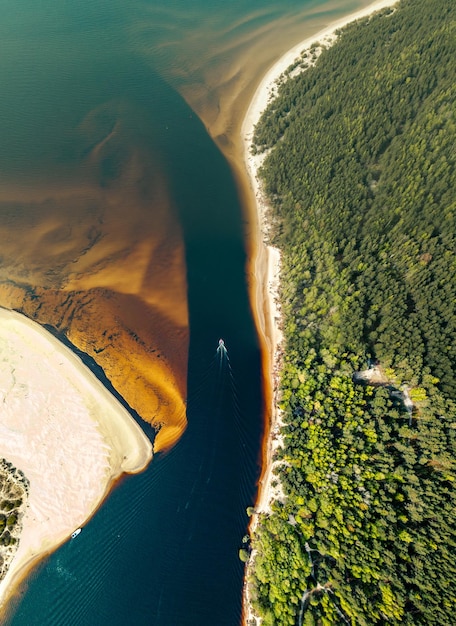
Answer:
top-left (135, 0), bottom-right (376, 160)
top-left (176, 0), bottom-right (391, 472)
top-left (0, 105), bottom-right (188, 452)
top-left (235, 2), bottom-right (400, 622)
top-left (0, 307), bottom-right (153, 615)
top-left (0, 1), bottom-right (378, 461)
top-left (0, 2), bottom-right (383, 461)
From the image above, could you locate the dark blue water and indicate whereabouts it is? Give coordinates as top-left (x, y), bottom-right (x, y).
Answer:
top-left (8, 345), bottom-right (261, 625)
top-left (0, 0), bottom-right (367, 623)
top-left (5, 69), bottom-right (263, 623)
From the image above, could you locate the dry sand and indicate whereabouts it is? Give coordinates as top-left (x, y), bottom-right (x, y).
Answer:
top-left (242, 1), bottom-right (398, 622)
top-left (0, 307), bottom-right (152, 611)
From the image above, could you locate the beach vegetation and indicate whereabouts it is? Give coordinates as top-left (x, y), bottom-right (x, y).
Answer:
top-left (0, 460), bottom-right (29, 581)
top-left (6, 514), bottom-right (17, 528)
top-left (239, 549), bottom-right (250, 563)
top-left (248, 0), bottom-right (456, 623)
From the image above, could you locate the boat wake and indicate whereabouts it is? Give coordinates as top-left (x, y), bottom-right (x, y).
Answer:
top-left (214, 339), bottom-right (254, 478)
top-left (182, 337), bottom-right (255, 504)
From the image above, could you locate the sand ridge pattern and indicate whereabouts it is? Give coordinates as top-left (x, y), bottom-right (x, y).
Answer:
top-left (0, 307), bottom-right (152, 609)
top-left (130, 1), bottom-right (378, 160)
top-left (0, 98), bottom-right (188, 452)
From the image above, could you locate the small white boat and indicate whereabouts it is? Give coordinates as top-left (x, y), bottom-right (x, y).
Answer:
top-left (71, 528), bottom-right (82, 539)
top-left (218, 338), bottom-right (225, 347)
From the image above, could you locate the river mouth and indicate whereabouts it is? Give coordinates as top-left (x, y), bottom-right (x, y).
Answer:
top-left (1, 1), bottom-right (375, 623)
top-left (2, 13), bottom-right (263, 623)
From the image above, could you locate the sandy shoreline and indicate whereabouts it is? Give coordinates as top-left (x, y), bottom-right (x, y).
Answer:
top-left (242, 0), bottom-right (398, 622)
top-left (0, 307), bottom-right (152, 613)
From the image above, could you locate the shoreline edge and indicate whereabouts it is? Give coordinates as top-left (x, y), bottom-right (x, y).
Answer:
top-left (0, 307), bottom-right (153, 616)
top-left (241, 0), bottom-right (399, 622)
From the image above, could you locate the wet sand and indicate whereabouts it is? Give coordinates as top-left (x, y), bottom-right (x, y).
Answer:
top-left (153, 0), bottom-right (395, 160)
top-left (0, 110), bottom-right (189, 453)
top-left (0, 308), bottom-right (152, 612)
top-left (240, 0), bottom-right (398, 622)
top-left (0, 0), bottom-right (398, 619)
top-left (244, 0), bottom-right (399, 512)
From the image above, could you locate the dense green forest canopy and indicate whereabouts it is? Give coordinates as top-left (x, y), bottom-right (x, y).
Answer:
top-left (247, 0), bottom-right (456, 624)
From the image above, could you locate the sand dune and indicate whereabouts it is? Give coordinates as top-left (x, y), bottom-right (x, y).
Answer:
top-left (0, 308), bottom-right (152, 611)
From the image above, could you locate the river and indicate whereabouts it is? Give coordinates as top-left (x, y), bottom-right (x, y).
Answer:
top-left (1, 1), bottom-right (373, 623)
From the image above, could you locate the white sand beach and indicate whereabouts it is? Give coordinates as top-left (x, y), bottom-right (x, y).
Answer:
top-left (242, 1), bottom-right (398, 622)
top-left (0, 308), bottom-right (152, 611)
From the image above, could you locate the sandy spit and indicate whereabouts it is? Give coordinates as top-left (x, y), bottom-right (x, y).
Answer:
top-left (0, 307), bottom-right (152, 612)
top-left (241, 1), bottom-right (398, 623)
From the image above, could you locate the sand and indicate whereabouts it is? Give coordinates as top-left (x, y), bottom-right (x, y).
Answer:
top-left (242, 1), bottom-right (398, 622)
top-left (0, 307), bottom-right (152, 612)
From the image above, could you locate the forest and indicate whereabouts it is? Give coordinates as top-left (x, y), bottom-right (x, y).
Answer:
top-left (247, 0), bottom-right (456, 623)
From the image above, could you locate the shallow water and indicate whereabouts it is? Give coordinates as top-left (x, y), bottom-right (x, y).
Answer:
top-left (1, 0), bottom-right (373, 623)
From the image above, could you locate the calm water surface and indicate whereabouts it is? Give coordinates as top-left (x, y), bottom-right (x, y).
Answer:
top-left (1, 0), bottom-right (366, 623)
